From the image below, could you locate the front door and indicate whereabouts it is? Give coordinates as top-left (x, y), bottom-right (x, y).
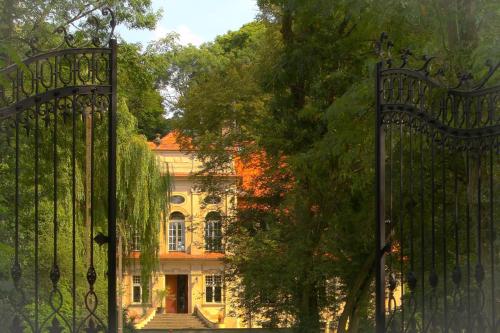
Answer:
top-left (165, 275), bottom-right (188, 313)
top-left (165, 275), bottom-right (178, 313)
top-left (177, 275), bottom-right (188, 313)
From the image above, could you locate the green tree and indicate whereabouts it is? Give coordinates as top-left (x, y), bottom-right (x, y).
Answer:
top-left (168, 1), bottom-right (500, 332)
top-left (118, 42), bottom-right (171, 138)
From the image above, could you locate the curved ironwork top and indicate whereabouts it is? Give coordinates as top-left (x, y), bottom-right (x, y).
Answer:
top-left (376, 32), bottom-right (500, 92)
top-left (23, 6), bottom-right (116, 56)
top-left (0, 47), bottom-right (113, 120)
top-left (376, 33), bottom-right (500, 143)
top-left (0, 7), bottom-right (116, 120)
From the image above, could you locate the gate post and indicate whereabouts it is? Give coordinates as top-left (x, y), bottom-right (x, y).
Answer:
top-left (108, 37), bottom-right (118, 333)
top-left (375, 61), bottom-right (386, 333)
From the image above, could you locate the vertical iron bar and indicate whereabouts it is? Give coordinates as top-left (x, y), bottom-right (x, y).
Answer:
top-left (430, 129), bottom-right (438, 330)
top-left (399, 118), bottom-right (404, 330)
top-left (53, 98), bottom-right (58, 272)
top-left (477, 153), bottom-right (482, 270)
top-left (420, 127), bottom-right (425, 328)
top-left (408, 115), bottom-right (416, 332)
top-left (409, 120), bottom-right (414, 276)
top-left (15, 113), bottom-right (19, 266)
top-left (431, 132), bottom-right (436, 273)
top-left (454, 150), bottom-right (459, 268)
top-left (34, 58), bottom-right (40, 333)
top-left (34, 103), bottom-right (39, 333)
top-left (489, 143), bottom-right (495, 331)
top-left (72, 93), bottom-right (77, 332)
top-left (14, 65), bottom-right (20, 293)
top-left (476, 148), bottom-right (484, 326)
top-left (453, 140), bottom-right (460, 330)
top-left (72, 51), bottom-right (78, 333)
top-left (442, 141), bottom-right (448, 332)
top-left (90, 93), bottom-right (94, 271)
top-left (12, 108), bottom-right (22, 331)
top-left (375, 61), bottom-right (386, 333)
top-left (108, 38), bottom-right (118, 333)
top-left (466, 149), bottom-right (471, 329)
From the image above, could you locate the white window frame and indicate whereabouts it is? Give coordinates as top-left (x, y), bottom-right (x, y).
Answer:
top-left (205, 213), bottom-right (223, 252)
top-left (132, 275), bottom-right (142, 304)
top-left (205, 274), bottom-right (223, 304)
top-left (169, 213), bottom-right (185, 251)
top-left (132, 231), bottom-right (141, 251)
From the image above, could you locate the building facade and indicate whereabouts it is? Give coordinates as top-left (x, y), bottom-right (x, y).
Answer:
top-left (123, 133), bottom-right (243, 328)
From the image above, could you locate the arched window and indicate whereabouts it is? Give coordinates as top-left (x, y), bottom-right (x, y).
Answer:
top-left (169, 212), bottom-right (185, 251)
top-left (205, 212), bottom-right (223, 252)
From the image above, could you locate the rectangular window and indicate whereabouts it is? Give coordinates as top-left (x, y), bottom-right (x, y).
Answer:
top-left (205, 220), bottom-right (223, 252)
top-left (205, 274), bottom-right (222, 303)
top-left (169, 221), bottom-right (185, 251)
top-left (132, 231), bottom-right (141, 251)
top-left (132, 275), bottom-right (141, 303)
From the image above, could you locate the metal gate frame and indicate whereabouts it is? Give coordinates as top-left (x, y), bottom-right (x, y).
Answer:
top-left (0, 8), bottom-right (117, 332)
top-left (375, 33), bottom-right (500, 333)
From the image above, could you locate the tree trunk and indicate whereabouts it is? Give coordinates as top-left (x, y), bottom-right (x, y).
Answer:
top-left (347, 268), bottom-right (372, 333)
top-left (460, 0), bottom-right (478, 50)
top-left (441, 0), bottom-right (478, 72)
top-left (337, 252), bottom-right (376, 333)
top-left (297, 280), bottom-right (321, 333)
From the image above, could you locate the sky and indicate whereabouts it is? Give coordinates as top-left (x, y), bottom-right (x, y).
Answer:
top-left (118, 0), bottom-right (259, 46)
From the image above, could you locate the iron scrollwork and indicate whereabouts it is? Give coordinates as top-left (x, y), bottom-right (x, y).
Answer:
top-left (23, 6), bottom-right (116, 56)
top-left (375, 33), bottom-right (500, 333)
top-left (0, 7), bottom-right (117, 333)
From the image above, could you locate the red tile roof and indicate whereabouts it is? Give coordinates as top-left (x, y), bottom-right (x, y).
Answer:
top-left (148, 131), bottom-right (188, 151)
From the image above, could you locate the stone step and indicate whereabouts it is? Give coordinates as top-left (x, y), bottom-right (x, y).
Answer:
top-left (142, 312), bottom-right (209, 330)
top-left (144, 323), bottom-right (207, 329)
top-left (145, 323), bottom-right (205, 327)
top-left (144, 324), bottom-right (207, 330)
top-left (144, 324), bottom-right (206, 330)
top-left (148, 321), bottom-right (203, 326)
top-left (146, 318), bottom-right (204, 322)
top-left (147, 318), bottom-right (204, 322)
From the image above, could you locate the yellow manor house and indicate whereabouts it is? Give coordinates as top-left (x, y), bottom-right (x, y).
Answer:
top-left (123, 133), bottom-right (243, 329)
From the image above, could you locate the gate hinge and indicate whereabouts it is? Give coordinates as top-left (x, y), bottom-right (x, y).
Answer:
top-left (94, 232), bottom-right (110, 246)
top-left (381, 242), bottom-right (391, 254)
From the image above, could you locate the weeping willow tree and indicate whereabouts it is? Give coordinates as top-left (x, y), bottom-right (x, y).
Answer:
top-left (115, 98), bottom-right (170, 307)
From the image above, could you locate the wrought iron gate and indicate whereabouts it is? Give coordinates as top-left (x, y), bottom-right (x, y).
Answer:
top-left (0, 8), bottom-right (117, 333)
top-left (375, 33), bottom-right (500, 333)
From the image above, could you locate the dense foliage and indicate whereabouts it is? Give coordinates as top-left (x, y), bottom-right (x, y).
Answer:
top-left (118, 42), bottom-right (171, 138)
top-left (166, 0), bottom-right (500, 332)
